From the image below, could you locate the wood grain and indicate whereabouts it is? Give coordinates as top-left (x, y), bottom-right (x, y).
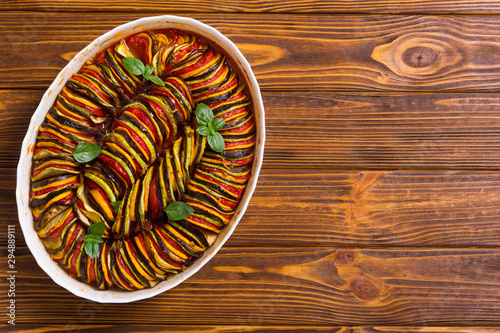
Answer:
top-left (4, 0), bottom-right (500, 14)
top-left (0, 90), bottom-right (38, 169)
top-left (261, 91), bottom-right (500, 169)
top-left (0, 325), bottom-right (339, 333)
top-left (367, 329), bottom-right (500, 333)
top-left (1, 325), bottom-right (498, 333)
top-left (235, 169), bottom-right (500, 246)
top-left (1, 248), bottom-right (499, 325)
top-left (3, 90), bottom-right (500, 170)
top-left (4, 168), bottom-right (500, 247)
top-left (2, 2), bottom-right (500, 331)
top-left (3, 13), bottom-right (500, 91)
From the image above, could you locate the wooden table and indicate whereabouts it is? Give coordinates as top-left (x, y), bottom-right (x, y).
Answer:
top-left (1, 1), bottom-right (500, 332)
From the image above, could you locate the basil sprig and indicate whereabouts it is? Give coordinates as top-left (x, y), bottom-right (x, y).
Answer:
top-left (73, 142), bottom-right (102, 163)
top-left (165, 201), bottom-right (194, 221)
top-left (83, 221), bottom-right (105, 259)
top-left (195, 103), bottom-right (225, 153)
top-left (122, 57), bottom-right (165, 87)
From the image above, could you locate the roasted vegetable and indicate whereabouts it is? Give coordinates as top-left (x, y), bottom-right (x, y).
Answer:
top-left (30, 29), bottom-right (255, 291)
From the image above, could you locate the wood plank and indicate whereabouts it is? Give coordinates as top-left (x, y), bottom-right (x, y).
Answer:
top-left (0, 325), bottom-right (337, 333)
top-left (0, 90), bottom-right (38, 169)
top-left (235, 169), bottom-right (500, 246)
top-left (3, 13), bottom-right (500, 91)
top-left (3, 90), bottom-right (500, 170)
top-left (0, 325), bottom-right (498, 333)
top-left (4, 167), bottom-right (500, 247)
top-left (261, 91), bottom-right (500, 169)
top-left (4, 0), bottom-right (500, 14)
top-left (368, 329), bottom-right (500, 333)
top-left (1, 248), bottom-right (499, 325)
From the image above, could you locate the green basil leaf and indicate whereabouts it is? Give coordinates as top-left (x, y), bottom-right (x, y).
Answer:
top-left (122, 57), bottom-right (145, 75)
top-left (212, 117), bottom-right (225, 132)
top-left (110, 200), bottom-right (122, 214)
top-left (195, 103), bottom-right (214, 126)
top-left (146, 74), bottom-right (165, 87)
top-left (144, 64), bottom-right (155, 75)
top-left (88, 221), bottom-right (105, 237)
top-left (196, 125), bottom-right (211, 137)
top-left (165, 201), bottom-right (194, 221)
top-left (83, 234), bottom-right (104, 244)
top-left (207, 132), bottom-right (225, 153)
top-left (84, 241), bottom-right (99, 259)
top-left (72, 143), bottom-right (102, 163)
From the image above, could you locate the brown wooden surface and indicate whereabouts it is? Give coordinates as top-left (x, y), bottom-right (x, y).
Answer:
top-left (4, 90), bottom-right (500, 170)
top-left (4, 13), bottom-right (500, 92)
top-left (1, 1), bottom-right (500, 332)
top-left (4, 0), bottom-right (500, 14)
top-left (2, 326), bottom-right (500, 333)
top-left (1, 247), bottom-right (500, 325)
top-left (3, 168), bottom-right (500, 247)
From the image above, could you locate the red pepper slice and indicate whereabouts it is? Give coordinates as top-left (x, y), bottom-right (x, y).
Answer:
top-left (97, 153), bottom-right (132, 186)
top-left (156, 227), bottom-right (189, 257)
top-left (149, 89), bottom-right (185, 122)
top-left (208, 89), bottom-right (246, 110)
top-left (72, 75), bottom-right (111, 104)
top-left (88, 257), bottom-right (97, 284)
top-left (224, 138), bottom-right (255, 149)
top-left (115, 250), bottom-right (139, 288)
top-left (188, 62), bottom-right (225, 90)
top-left (194, 75), bottom-right (238, 101)
top-left (195, 171), bottom-right (244, 198)
top-left (38, 132), bottom-right (76, 147)
top-left (216, 106), bottom-right (248, 120)
top-left (173, 47), bottom-right (213, 77)
top-left (186, 215), bottom-right (221, 232)
top-left (113, 120), bottom-right (152, 161)
top-left (188, 183), bottom-right (239, 208)
top-left (149, 173), bottom-right (160, 220)
top-left (125, 107), bottom-right (160, 144)
top-left (219, 118), bottom-right (255, 135)
top-left (198, 165), bottom-right (251, 181)
top-left (34, 147), bottom-right (70, 157)
top-left (46, 211), bottom-right (76, 238)
top-left (61, 89), bottom-right (107, 117)
top-left (30, 179), bottom-right (79, 197)
top-left (147, 231), bottom-right (183, 268)
top-left (69, 240), bottom-right (83, 276)
top-left (32, 165), bottom-right (78, 178)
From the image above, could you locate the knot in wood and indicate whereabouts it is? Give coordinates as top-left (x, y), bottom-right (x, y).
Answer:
top-left (371, 33), bottom-right (460, 79)
top-left (402, 46), bottom-right (438, 68)
top-left (349, 276), bottom-right (382, 300)
top-left (335, 249), bottom-right (357, 265)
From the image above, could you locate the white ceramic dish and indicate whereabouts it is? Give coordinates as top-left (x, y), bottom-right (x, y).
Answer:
top-left (16, 15), bottom-right (265, 303)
